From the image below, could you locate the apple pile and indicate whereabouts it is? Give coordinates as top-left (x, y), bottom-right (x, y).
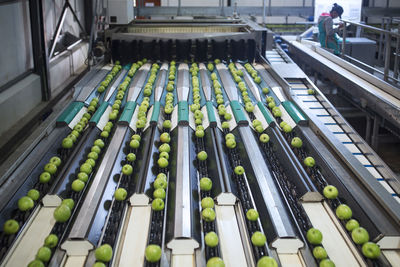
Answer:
top-left (190, 63), bottom-right (206, 126)
top-left (321, 185), bottom-right (381, 259)
top-left (98, 63), bottom-right (122, 93)
top-left (265, 96), bottom-right (282, 118)
top-left (27, 233), bottom-right (59, 266)
top-left (227, 63), bottom-right (255, 114)
top-left (244, 63), bottom-right (262, 84)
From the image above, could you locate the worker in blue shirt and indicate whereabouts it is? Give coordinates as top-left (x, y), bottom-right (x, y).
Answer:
top-left (318, 3), bottom-right (344, 55)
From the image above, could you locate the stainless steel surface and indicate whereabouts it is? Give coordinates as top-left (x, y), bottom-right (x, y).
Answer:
top-left (105, 69), bottom-right (127, 101)
top-left (127, 63), bottom-right (151, 101)
top-left (69, 126), bottom-right (127, 238)
top-left (341, 19), bottom-right (400, 37)
top-left (177, 63), bottom-right (190, 101)
top-left (216, 64), bottom-right (239, 101)
top-left (238, 127), bottom-right (297, 238)
top-left (154, 63), bottom-right (168, 102)
top-left (74, 66), bottom-right (106, 101)
top-left (199, 64), bottom-right (212, 101)
top-left (173, 126), bottom-right (192, 238)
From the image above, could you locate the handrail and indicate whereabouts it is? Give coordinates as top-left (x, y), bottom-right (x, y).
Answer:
top-left (341, 19), bottom-right (400, 83)
top-left (341, 19), bottom-right (400, 37)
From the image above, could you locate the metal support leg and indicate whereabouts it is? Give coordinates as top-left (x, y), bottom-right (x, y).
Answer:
top-left (371, 116), bottom-right (380, 151)
top-left (365, 116), bottom-right (372, 144)
top-left (342, 22), bottom-right (347, 58)
top-left (378, 19), bottom-right (384, 63)
top-left (394, 23), bottom-right (400, 80)
top-left (384, 32), bottom-right (391, 82)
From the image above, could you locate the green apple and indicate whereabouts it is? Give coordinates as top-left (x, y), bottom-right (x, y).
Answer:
top-left (18, 196), bottom-right (34, 211)
top-left (28, 260), bottom-right (45, 267)
top-left (94, 139), bottom-right (105, 148)
top-left (87, 105), bottom-right (96, 113)
top-left (205, 231), bottom-right (219, 247)
top-left (251, 231), bottom-right (266, 246)
top-left (159, 152), bottom-right (169, 160)
top-left (221, 121), bottom-right (230, 129)
top-left (335, 204), bottom-right (352, 220)
top-left (160, 133), bottom-right (170, 143)
top-left (226, 138), bottom-right (236, 149)
top-left (282, 124), bottom-right (292, 133)
top-left (246, 209), bottom-right (259, 221)
top-left (291, 137), bottom-right (303, 148)
top-left (44, 163), bottom-right (57, 175)
top-left (27, 189), bottom-right (40, 201)
top-left (114, 188), bottom-right (128, 201)
top-left (154, 177), bottom-right (168, 190)
top-left (362, 242), bottom-right (381, 259)
top-left (319, 259), bottom-right (335, 267)
top-left (257, 256), bottom-right (278, 267)
top-left (100, 131), bottom-right (109, 138)
top-left (202, 208), bottom-right (216, 222)
top-left (323, 185), bottom-right (339, 199)
top-left (255, 125), bottom-right (264, 133)
top-left (224, 113), bottom-right (232, 121)
top-left (44, 234), bottom-right (58, 248)
top-left (70, 130), bottom-right (80, 139)
top-left (158, 158), bottom-right (169, 168)
top-left (195, 129), bottom-right (205, 138)
top-left (266, 96), bottom-right (274, 103)
top-left (197, 151), bottom-right (208, 161)
top-left (71, 179), bottom-right (85, 192)
top-left (103, 125), bottom-right (112, 133)
top-left (77, 172), bottom-right (89, 183)
top-left (234, 166), bottom-right (245, 175)
top-left (307, 89), bottom-right (315, 95)
top-left (53, 204), bottom-right (71, 223)
top-left (159, 144), bottom-right (170, 153)
top-left (152, 198), bottom-right (165, 211)
top-left (93, 262), bottom-right (106, 267)
top-left (306, 228), bottom-right (323, 245)
top-left (352, 227), bottom-right (369, 245)
top-left (62, 137), bottom-right (74, 149)
top-left (85, 158), bottom-right (96, 168)
top-left (87, 152), bottom-right (98, 161)
top-left (259, 134), bottom-right (270, 143)
top-left (95, 244), bottom-right (113, 262)
top-left (91, 145), bottom-right (101, 154)
top-left (304, 157), bottom-right (315, 167)
top-left (126, 153), bottom-right (136, 162)
top-left (225, 133), bottom-right (235, 140)
top-left (262, 87), bottom-right (269, 94)
top-left (345, 219), bottom-right (360, 232)
top-left (252, 119), bottom-right (261, 128)
top-left (200, 177), bottom-right (212, 191)
top-left (151, 184), bottom-right (165, 198)
top-left (163, 120), bottom-right (172, 129)
top-left (245, 102), bottom-right (254, 112)
top-left (268, 102), bottom-right (276, 109)
top-left (313, 246), bottom-right (328, 260)
top-left (36, 246), bottom-right (51, 262)
top-left (3, 219), bottom-right (19, 235)
top-left (201, 197), bottom-right (215, 209)
top-left (122, 164), bottom-right (133, 175)
top-left (254, 77), bottom-right (261, 84)
top-left (62, 199), bottom-right (75, 210)
top-left (49, 156), bottom-right (62, 167)
top-left (39, 172), bottom-right (51, 183)
top-left (80, 163), bottom-right (92, 175)
top-left (98, 86), bottom-right (105, 93)
top-left (145, 244), bottom-right (162, 262)
top-left (207, 257), bottom-right (224, 267)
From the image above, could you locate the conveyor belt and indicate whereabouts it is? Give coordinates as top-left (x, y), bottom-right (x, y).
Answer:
top-left (2, 58), bottom-right (400, 267)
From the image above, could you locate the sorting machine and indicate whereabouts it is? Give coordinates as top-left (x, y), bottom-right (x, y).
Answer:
top-left (0, 19), bottom-right (399, 267)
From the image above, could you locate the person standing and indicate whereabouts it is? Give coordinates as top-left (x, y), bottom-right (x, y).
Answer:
top-left (318, 3), bottom-right (344, 55)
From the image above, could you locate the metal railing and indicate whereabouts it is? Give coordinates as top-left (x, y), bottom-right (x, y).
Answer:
top-left (341, 19), bottom-right (400, 83)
